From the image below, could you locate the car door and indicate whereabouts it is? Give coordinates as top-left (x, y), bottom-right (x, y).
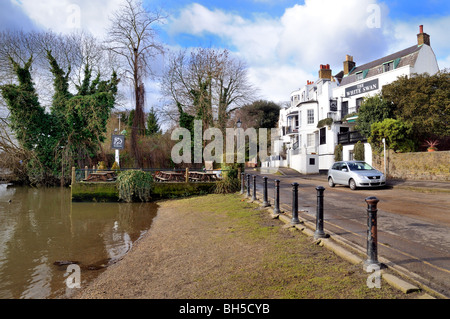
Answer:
top-left (332, 163), bottom-right (345, 184)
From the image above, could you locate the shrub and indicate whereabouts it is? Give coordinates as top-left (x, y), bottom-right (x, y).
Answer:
top-left (354, 141), bottom-right (365, 161)
top-left (334, 144), bottom-right (343, 162)
top-left (116, 170), bottom-right (153, 202)
top-left (214, 177), bottom-right (240, 194)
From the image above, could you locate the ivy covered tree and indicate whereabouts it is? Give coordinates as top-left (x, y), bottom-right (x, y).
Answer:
top-left (0, 52), bottom-right (119, 185)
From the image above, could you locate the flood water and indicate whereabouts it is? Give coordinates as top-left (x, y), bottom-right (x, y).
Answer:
top-left (0, 184), bottom-right (159, 299)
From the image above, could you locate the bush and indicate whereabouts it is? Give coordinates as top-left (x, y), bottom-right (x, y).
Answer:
top-left (334, 144), bottom-right (343, 162)
top-left (116, 170), bottom-right (153, 202)
top-left (354, 141), bottom-right (365, 161)
top-left (214, 177), bottom-right (240, 194)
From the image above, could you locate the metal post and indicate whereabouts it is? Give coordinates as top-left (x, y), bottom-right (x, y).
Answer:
top-left (246, 174), bottom-right (251, 197)
top-left (240, 172), bottom-right (245, 194)
top-left (262, 176), bottom-right (269, 207)
top-left (252, 175), bottom-right (257, 201)
top-left (273, 179), bottom-right (281, 215)
top-left (364, 196), bottom-right (380, 269)
top-left (291, 183), bottom-right (300, 224)
top-left (314, 186), bottom-right (326, 239)
top-left (84, 166), bottom-right (88, 180)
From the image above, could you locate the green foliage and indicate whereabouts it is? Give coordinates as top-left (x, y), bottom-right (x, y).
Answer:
top-left (239, 100), bottom-right (281, 129)
top-left (128, 109), bottom-right (135, 128)
top-left (0, 53), bottom-right (119, 185)
top-left (214, 177), bottom-right (240, 194)
top-left (317, 118), bottom-right (333, 128)
top-left (334, 144), bottom-right (343, 162)
top-left (146, 107), bottom-right (161, 135)
top-left (353, 141), bottom-right (365, 161)
top-left (116, 170), bottom-right (153, 202)
top-left (369, 118), bottom-right (416, 153)
top-left (381, 71), bottom-right (450, 140)
top-left (356, 95), bottom-right (394, 138)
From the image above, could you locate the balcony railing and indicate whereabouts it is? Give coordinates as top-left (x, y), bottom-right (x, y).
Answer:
top-left (337, 131), bottom-right (366, 145)
top-left (328, 107), bottom-right (358, 122)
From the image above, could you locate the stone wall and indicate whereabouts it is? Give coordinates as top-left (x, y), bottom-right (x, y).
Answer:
top-left (372, 150), bottom-right (450, 181)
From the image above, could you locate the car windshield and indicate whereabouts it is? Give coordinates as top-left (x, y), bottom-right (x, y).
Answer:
top-left (347, 162), bottom-right (374, 171)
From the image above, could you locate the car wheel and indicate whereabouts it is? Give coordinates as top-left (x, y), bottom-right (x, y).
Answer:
top-left (349, 179), bottom-right (357, 190)
top-left (328, 177), bottom-right (335, 187)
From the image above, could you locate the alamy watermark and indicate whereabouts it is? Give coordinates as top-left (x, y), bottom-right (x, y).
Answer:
top-left (366, 264), bottom-right (381, 289)
top-left (66, 264), bottom-right (81, 289)
top-left (171, 120), bottom-right (278, 166)
top-left (366, 4), bottom-right (381, 29)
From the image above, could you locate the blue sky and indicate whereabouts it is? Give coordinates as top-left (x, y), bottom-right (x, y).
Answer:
top-left (2, 0), bottom-right (450, 104)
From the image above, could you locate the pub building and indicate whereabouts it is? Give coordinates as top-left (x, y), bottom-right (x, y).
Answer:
top-left (267, 25), bottom-right (440, 174)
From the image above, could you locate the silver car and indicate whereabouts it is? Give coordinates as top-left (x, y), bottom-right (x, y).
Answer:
top-left (327, 161), bottom-right (386, 190)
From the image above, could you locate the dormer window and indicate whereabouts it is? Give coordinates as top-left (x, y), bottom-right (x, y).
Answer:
top-left (355, 71), bottom-right (363, 81)
top-left (383, 61), bottom-right (394, 72)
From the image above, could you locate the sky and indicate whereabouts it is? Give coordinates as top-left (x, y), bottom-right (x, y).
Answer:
top-left (2, 0), bottom-right (450, 106)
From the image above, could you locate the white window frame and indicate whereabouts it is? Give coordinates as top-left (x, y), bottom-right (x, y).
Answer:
top-left (307, 109), bottom-right (314, 124)
top-left (307, 133), bottom-right (315, 147)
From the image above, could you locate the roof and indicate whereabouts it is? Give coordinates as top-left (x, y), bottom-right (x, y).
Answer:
top-left (339, 45), bottom-right (422, 86)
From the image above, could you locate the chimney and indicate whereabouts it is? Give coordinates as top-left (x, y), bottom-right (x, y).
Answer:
top-left (343, 55), bottom-right (356, 75)
top-left (417, 24), bottom-right (430, 46)
top-left (319, 64), bottom-right (332, 80)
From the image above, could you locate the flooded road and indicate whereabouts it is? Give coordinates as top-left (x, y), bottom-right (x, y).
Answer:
top-left (0, 184), bottom-right (158, 299)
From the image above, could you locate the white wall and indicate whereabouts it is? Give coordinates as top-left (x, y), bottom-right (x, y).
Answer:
top-left (413, 45), bottom-right (439, 75)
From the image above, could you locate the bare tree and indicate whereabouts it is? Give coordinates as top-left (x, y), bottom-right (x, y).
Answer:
top-left (105, 0), bottom-right (165, 167)
top-left (161, 48), bottom-right (256, 133)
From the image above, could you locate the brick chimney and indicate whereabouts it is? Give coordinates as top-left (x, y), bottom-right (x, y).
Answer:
top-left (343, 55), bottom-right (356, 75)
top-left (417, 25), bottom-right (430, 46)
top-left (319, 64), bottom-right (332, 80)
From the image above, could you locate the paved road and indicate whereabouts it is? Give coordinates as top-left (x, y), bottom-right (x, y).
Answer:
top-left (243, 168), bottom-right (450, 298)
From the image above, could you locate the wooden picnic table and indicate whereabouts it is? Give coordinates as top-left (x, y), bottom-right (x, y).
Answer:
top-left (189, 171), bottom-right (219, 182)
top-left (154, 171), bottom-right (184, 182)
top-left (83, 171), bottom-right (117, 182)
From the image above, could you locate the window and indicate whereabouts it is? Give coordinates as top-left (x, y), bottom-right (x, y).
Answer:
top-left (383, 61), bottom-right (394, 72)
top-left (341, 101), bottom-right (348, 118)
top-left (319, 127), bottom-right (326, 145)
top-left (307, 133), bottom-right (315, 147)
top-left (307, 109), bottom-right (314, 124)
top-left (356, 98), bottom-right (364, 112)
top-left (309, 158), bottom-right (315, 165)
top-left (355, 72), bottom-right (363, 81)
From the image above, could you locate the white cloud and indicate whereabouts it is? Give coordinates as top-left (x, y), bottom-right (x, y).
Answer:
top-left (168, 0), bottom-right (391, 102)
top-left (13, 0), bottom-right (123, 38)
top-left (387, 16), bottom-right (450, 70)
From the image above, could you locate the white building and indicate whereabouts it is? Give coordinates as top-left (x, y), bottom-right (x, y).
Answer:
top-left (266, 25), bottom-right (440, 174)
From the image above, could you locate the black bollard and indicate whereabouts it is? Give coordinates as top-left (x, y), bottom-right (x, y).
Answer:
top-left (291, 183), bottom-right (300, 224)
top-left (364, 196), bottom-right (381, 269)
top-left (246, 174), bottom-right (251, 198)
top-left (240, 172), bottom-right (245, 194)
top-left (314, 186), bottom-right (326, 239)
top-left (262, 176), bottom-right (270, 207)
top-left (252, 175), bottom-right (257, 201)
top-left (273, 180), bottom-right (281, 214)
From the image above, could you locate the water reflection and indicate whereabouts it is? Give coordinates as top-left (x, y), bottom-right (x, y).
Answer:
top-left (0, 184), bottom-right (158, 299)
